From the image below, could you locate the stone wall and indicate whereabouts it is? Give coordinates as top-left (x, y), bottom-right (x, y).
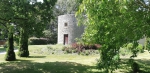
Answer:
top-left (57, 14), bottom-right (84, 45)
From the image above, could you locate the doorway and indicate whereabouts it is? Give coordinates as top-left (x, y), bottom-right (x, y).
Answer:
top-left (64, 34), bottom-right (68, 45)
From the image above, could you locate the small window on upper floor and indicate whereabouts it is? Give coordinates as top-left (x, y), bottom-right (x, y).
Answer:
top-left (64, 22), bottom-right (68, 26)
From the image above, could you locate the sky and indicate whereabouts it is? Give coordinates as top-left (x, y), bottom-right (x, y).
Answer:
top-left (37, 0), bottom-right (43, 2)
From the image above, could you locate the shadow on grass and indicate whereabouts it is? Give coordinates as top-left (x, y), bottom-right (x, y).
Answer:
top-left (0, 61), bottom-right (100, 73)
top-left (15, 59), bottom-right (33, 62)
top-left (118, 58), bottom-right (150, 73)
top-left (135, 59), bottom-right (150, 73)
top-left (28, 56), bottom-right (46, 58)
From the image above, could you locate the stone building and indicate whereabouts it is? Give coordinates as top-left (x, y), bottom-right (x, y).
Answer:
top-left (57, 14), bottom-right (84, 45)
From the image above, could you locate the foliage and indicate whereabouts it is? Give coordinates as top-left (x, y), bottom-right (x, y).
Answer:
top-left (18, 27), bottom-right (29, 57)
top-left (137, 44), bottom-right (144, 53)
top-left (76, 0), bottom-right (150, 72)
top-left (55, 0), bottom-right (81, 14)
top-left (0, 28), bottom-right (7, 40)
top-left (127, 43), bottom-right (134, 50)
top-left (29, 37), bottom-right (49, 45)
top-left (71, 43), bottom-right (100, 50)
top-left (62, 43), bottom-right (100, 55)
top-left (3, 41), bottom-right (8, 48)
top-left (0, 0), bottom-right (57, 58)
top-left (42, 30), bottom-right (57, 44)
top-left (146, 38), bottom-right (150, 51)
top-left (5, 25), bottom-right (16, 61)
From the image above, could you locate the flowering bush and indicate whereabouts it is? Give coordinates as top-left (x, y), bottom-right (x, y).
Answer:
top-left (62, 43), bottom-right (101, 55)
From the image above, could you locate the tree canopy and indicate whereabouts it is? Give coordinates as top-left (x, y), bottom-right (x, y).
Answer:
top-left (0, 0), bottom-right (57, 60)
top-left (76, 0), bottom-right (150, 72)
top-left (0, 0), bottom-right (56, 36)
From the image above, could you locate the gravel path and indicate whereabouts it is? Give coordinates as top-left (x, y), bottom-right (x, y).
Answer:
top-left (0, 49), bottom-right (18, 54)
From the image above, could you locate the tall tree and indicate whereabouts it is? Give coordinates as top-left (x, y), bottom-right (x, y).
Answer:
top-left (0, 0), bottom-right (57, 60)
top-left (55, 0), bottom-right (80, 14)
top-left (0, 0), bottom-right (17, 61)
top-left (15, 0), bottom-right (57, 57)
top-left (5, 25), bottom-right (16, 61)
top-left (77, 0), bottom-right (150, 72)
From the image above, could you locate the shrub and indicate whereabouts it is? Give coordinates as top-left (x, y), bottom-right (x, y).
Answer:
top-left (119, 47), bottom-right (131, 56)
top-left (71, 43), bottom-right (100, 50)
top-left (29, 37), bottom-right (48, 45)
top-left (3, 41), bottom-right (8, 48)
top-left (84, 50), bottom-right (90, 56)
top-left (120, 43), bottom-right (144, 57)
top-left (66, 49), bottom-right (72, 53)
top-left (63, 47), bottom-right (72, 53)
top-left (136, 44), bottom-right (144, 53)
top-left (52, 52), bottom-right (54, 54)
top-left (47, 46), bottom-right (53, 50)
top-left (62, 47), bottom-right (65, 51)
top-left (72, 49), bottom-right (77, 53)
top-left (127, 43), bottom-right (133, 50)
top-left (42, 30), bottom-right (57, 44)
top-left (62, 43), bottom-right (100, 55)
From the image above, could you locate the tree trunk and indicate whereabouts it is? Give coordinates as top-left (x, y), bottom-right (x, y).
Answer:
top-left (5, 26), bottom-right (16, 61)
top-left (18, 27), bottom-right (29, 57)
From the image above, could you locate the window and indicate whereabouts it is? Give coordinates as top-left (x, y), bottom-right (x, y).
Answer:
top-left (64, 22), bottom-right (68, 26)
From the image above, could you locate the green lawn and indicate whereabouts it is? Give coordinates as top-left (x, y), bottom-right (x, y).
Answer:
top-left (0, 45), bottom-right (100, 73)
top-left (0, 45), bottom-right (150, 73)
top-left (0, 53), bottom-right (100, 73)
top-left (0, 46), bottom-right (18, 52)
top-left (0, 46), bottom-right (5, 52)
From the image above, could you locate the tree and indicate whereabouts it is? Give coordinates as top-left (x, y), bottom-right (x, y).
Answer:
top-left (5, 25), bottom-right (16, 61)
top-left (0, 0), bottom-right (17, 61)
top-left (16, 0), bottom-right (57, 57)
top-left (0, 0), bottom-right (57, 59)
top-left (0, 26), bottom-right (7, 40)
top-left (77, 0), bottom-right (150, 72)
top-left (55, 0), bottom-right (80, 14)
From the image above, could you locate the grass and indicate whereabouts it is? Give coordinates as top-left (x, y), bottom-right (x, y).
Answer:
top-left (0, 46), bottom-right (5, 52)
top-left (0, 45), bottom-right (100, 73)
top-left (28, 44), bottom-right (66, 55)
top-left (0, 61), bottom-right (95, 73)
top-left (0, 53), bottom-right (100, 73)
top-left (0, 45), bottom-right (150, 73)
top-left (29, 44), bottom-right (64, 50)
